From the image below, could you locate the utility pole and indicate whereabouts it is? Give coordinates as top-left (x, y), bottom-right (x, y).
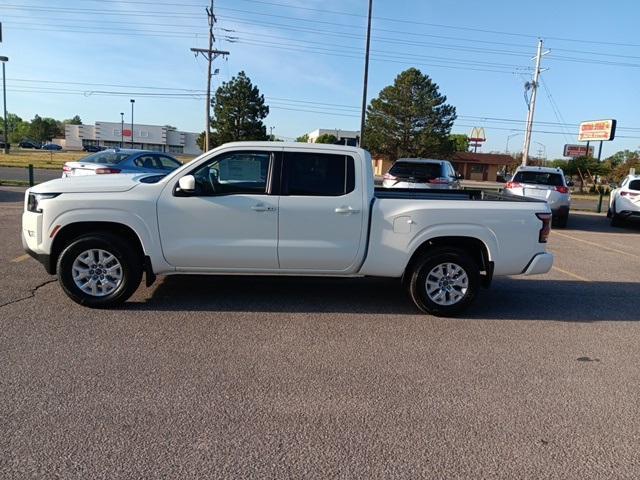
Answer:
top-left (359, 0), bottom-right (373, 148)
top-left (521, 39), bottom-right (549, 166)
top-left (191, 0), bottom-right (229, 152)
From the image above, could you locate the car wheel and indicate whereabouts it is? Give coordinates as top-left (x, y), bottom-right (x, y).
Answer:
top-left (554, 213), bottom-right (568, 228)
top-left (610, 203), bottom-right (623, 227)
top-left (407, 247), bottom-right (479, 317)
top-left (57, 233), bottom-right (142, 308)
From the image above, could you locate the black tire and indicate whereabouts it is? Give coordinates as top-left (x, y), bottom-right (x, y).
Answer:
top-left (610, 203), bottom-right (623, 227)
top-left (407, 247), bottom-right (480, 317)
top-left (554, 213), bottom-right (568, 228)
top-left (56, 233), bottom-right (142, 308)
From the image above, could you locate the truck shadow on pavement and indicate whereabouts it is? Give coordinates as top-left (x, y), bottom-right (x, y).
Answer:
top-left (564, 211), bottom-right (640, 233)
top-left (129, 275), bottom-right (639, 322)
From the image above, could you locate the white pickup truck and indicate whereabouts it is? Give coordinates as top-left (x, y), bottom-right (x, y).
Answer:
top-left (22, 142), bottom-right (553, 316)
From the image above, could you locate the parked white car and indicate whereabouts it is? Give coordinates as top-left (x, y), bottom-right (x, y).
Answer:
top-left (504, 166), bottom-right (572, 228)
top-left (382, 158), bottom-right (462, 190)
top-left (22, 142), bottom-right (553, 317)
top-left (608, 174), bottom-right (640, 227)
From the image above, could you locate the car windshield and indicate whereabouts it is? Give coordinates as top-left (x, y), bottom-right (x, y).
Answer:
top-left (80, 151), bottom-right (133, 165)
top-left (629, 179), bottom-right (640, 191)
top-left (389, 161), bottom-right (441, 180)
top-left (513, 171), bottom-right (564, 187)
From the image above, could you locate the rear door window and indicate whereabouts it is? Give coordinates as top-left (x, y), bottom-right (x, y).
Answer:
top-left (513, 171), bottom-right (564, 187)
top-left (389, 161), bottom-right (441, 181)
top-left (82, 151), bottom-right (131, 165)
top-left (283, 152), bottom-right (355, 196)
top-left (629, 180), bottom-right (640, 191)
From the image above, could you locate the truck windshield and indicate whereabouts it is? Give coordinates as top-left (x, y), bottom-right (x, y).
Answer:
top-left (513, 171), bottom-right (564, 187)
top-left (389, 162), bottom-right (441, 180)
top-left (80, 151), bottom-right (132, 165)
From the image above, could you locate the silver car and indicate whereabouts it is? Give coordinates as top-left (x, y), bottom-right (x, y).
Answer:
top-left (504, 166), bottom-right (572, 227)
top-left (382, 158), bottom-right (462, 190)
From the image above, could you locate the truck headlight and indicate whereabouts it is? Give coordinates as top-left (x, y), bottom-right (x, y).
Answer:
top-left (27, 193), bottom-right (59, 213)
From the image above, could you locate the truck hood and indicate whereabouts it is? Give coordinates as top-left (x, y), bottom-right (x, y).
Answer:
top-left (30, 174), bottom-right (152, 194)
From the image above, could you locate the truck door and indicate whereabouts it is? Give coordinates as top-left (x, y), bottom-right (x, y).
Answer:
top-left (157, 149), bottom-right (279, 270)
top-left (277, 150), bottom-right (365, 272)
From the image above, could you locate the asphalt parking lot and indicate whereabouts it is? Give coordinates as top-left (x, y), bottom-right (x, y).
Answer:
top-left (1, 186), bottom-right (640, 479)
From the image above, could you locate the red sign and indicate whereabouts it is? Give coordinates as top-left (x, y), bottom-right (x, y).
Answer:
top-left (563, 144), bottom-right (594, 158)
top-left (122, 129), bottom-right (132, 137)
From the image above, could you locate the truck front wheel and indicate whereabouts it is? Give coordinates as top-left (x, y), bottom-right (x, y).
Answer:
top-left (57, 233), bottom-right (142, 308)
top-left (407, 247), bottom-right (479, 317)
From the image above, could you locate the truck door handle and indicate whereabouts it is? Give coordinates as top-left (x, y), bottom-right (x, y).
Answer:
top-left (251, 204), bottom-right (275, 212)
top-left (334, 206), bottom-right (360, 215)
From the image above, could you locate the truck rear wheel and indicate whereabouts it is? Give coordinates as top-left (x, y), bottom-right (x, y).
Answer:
top-left (407, 247), bottom-right (479, 317)
top-left (57, 233), bottom-right (142, 308)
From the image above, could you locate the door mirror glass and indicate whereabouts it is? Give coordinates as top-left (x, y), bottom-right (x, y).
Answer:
top-left (178, 175), bottom-right (196, 192)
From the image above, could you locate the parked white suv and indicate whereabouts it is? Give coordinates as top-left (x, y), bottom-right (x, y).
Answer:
top-left (504, 166), bottom-right (571, 228)
top-left (608, 174), bottom-right (640, 227)
top-left (382, 158), bottom-right (461, 190)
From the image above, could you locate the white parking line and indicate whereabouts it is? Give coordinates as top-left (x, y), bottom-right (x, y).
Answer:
top-left (552, 231), bottom-right (640, 260)
top-left (551, 266), bottom-right (590, 282)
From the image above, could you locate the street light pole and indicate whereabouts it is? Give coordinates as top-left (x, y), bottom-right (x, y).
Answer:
top-left (120, 112), bottom-right (124, 148)
top-left (0, 56), bottom-right (8, 154)
top-left (130, 99), bottom-right (135, 148)
top-left (505, 132), bottom-right (522, 154)
top-left (359, 0), bottom-right (373, 147)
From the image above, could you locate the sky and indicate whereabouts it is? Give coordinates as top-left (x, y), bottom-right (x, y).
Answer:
top-left (1, 0), bottom-right (639, 159)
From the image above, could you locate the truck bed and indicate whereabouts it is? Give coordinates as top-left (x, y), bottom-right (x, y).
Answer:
top-left (374, 187), bottom-right (544, 203)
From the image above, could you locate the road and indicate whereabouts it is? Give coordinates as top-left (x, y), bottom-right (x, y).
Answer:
top-left (1, 186), bottom-right (640, 479)
top-left (0, 166), bottom-right (59, 184)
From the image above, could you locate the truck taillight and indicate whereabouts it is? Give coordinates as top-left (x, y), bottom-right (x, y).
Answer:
top-left (429, 177), bottom-right (449, 184)
top-left (505, 181), bottom-right (520, 189)
top-left (95, 168), bottom-right (121, 174)
top-left (536, 213), bottom-right (552, 243)
top-left (555, 186), bottom-right (569, 194)
top-left (62, 165), bottom-right (71, 172)
top-left (383, 173), bottom-right (396, 180)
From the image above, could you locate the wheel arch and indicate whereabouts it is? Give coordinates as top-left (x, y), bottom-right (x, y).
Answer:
top-left (49, 221), bottom-right (145, 275)
top-left (403, 236), bottom-right (493, 288)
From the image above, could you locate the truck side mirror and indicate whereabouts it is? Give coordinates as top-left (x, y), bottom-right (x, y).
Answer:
top-left (566, 180), bottom-right (574, 187)
top-left (178, 175), bottom-right (196, 193)
top-left (456, 172), bottom-right (464, 180)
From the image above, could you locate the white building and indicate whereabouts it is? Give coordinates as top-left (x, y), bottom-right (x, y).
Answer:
top-left (306, 128), bottom-right (360, 146)
top-left (63, 121), bottom-right (202, 155)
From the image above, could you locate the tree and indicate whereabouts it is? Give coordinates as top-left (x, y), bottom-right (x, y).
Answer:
top-left (209, 71), bottom-right (269, 147)
top-left (449, 134), bottom-right (469, 152)
top-left (315, 133), bottom-right (338, 144)
top-left (29, 115), bottom-right (62, 142)
top-left (604, 149), bottom-right (639, 168)
top-left (295, 133), bottom-right (309, 143)
top-left (564, 156), bottom-right (609, 193)
top-left (196, 131), bottom-right (206, 151)
top-left (63, 115), bottom-right (82, 125)
top-left (364, 68), bottom-right (457, 159)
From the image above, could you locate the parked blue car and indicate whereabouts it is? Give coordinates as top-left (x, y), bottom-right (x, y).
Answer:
top-left (62, 148), bottom-right (183, 177)
top-left (42, 143), bottom-right (63, 151)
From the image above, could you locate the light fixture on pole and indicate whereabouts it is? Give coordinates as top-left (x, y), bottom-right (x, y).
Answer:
top-left (130, 99), bottom-right (135, 148)
top-left (0, 56), bottom-right (8, 154)
top-left (120, 112), bottom-right (124, 148)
